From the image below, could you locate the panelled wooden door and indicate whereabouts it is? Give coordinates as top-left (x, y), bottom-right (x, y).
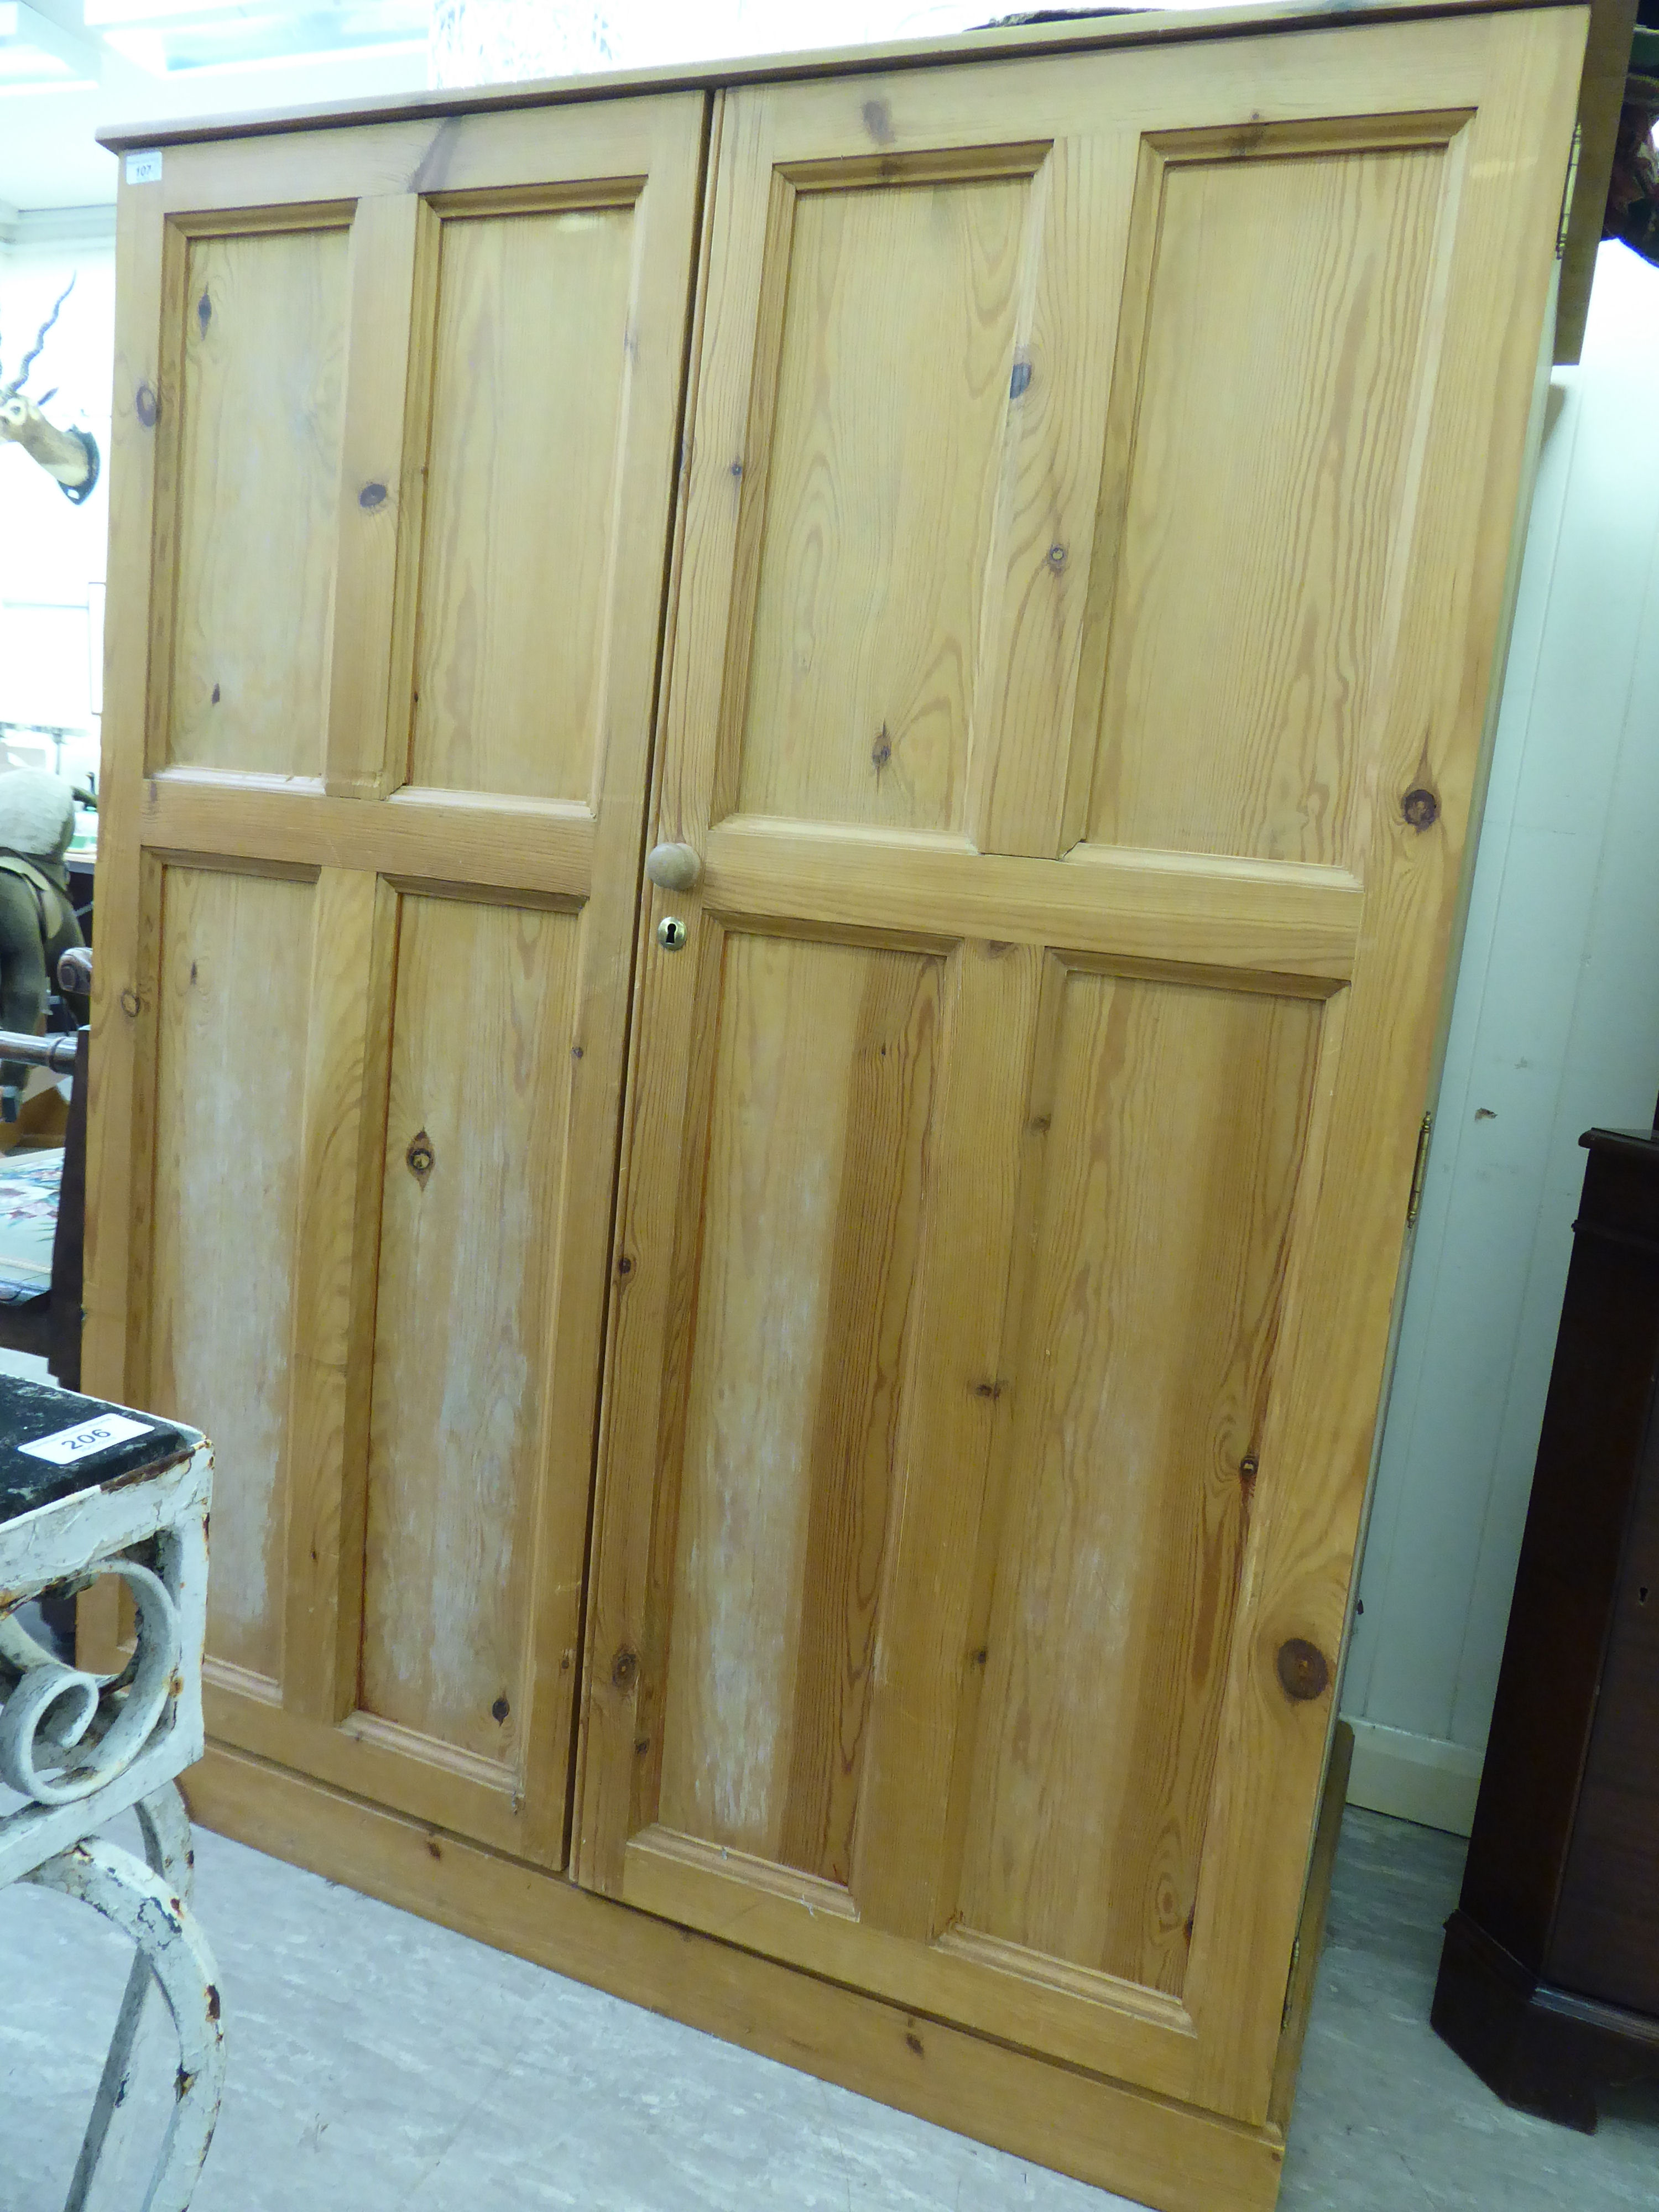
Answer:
top-left (577, 12), bottom-right (1581, 2126)
top-left (85, 92), bottom-right (707, 1867)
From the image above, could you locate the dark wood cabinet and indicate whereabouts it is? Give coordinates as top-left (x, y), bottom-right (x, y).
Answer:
top-left (1433, 1127), bottom-right (1659, 2128)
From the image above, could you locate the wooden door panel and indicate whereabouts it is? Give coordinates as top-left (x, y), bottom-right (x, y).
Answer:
top-left (359, 891), bottom-right (582, 1773)
top-left (734, 173), bottom-right (1031, 837)
top-left (1078, 122), bottom-right (1454, 868)
top-left (163, 223), bottom-right (351, 778)
top-left (957, 969), bottom-right (1321, 1997)
top-left (90, 91), bottom-right (706, 1869)
top-left (149, 862), bottom-right (316, 1687)
top-left (580, 12), bottom-right (1582, 2130)
top-left (655, 930), bottom-right (939, 1879)
top-left (409, 194), bottom-right (642, 804)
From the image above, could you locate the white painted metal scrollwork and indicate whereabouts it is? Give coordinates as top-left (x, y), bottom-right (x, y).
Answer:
top-left (0, 1444), bottom-right (209, 1888)
top-left (2, 1428), bottom-right (221, 2210)
top-left (0, 1557), bottom-right (180, 1803)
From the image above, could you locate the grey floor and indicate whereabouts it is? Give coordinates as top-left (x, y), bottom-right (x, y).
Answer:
top-left (2, 1803), bottom-right (1656, 2211)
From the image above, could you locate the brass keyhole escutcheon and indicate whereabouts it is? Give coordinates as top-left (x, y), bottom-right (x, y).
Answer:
top-left (657, 916), bottom-right (687, 951)
top-left (406, 1129), bottom-right (435, 1187)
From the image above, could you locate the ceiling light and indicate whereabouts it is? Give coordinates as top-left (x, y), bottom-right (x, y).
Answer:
top-left (86, 2), bottom-right (427, 75)
top-left (0, 3), bottom-right (99, 93)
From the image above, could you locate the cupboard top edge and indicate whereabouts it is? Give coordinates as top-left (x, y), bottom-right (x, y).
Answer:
top-left (97, 0), bottom-right (1590, 153)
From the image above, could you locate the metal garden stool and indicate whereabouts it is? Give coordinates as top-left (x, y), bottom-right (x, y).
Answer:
top-left (1, 1376), bottom-right (222, 2210)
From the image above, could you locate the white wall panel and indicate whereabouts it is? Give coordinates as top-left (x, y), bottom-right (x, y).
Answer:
top-left (1345, 242), bottom-right (1659, 1833)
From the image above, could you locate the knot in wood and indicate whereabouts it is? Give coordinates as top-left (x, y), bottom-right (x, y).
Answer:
top-left (1401, 786), bottom-right (1440, 830)
top-left (405, 1130), bottom-right (435, 1186)
top-left (359, 481), bottom-right (388, 510)
top-left (611, 1645), bottom-right (639, 1691)
top-left (1276, 1637), bottom-right (1330, 1703)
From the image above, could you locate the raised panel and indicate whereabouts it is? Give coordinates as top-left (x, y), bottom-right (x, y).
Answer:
top-left (959, 968), bottom-right (1321, 1995)
top-left (658, 932), bottom-right (940, 1881)
top-left (164, 225), bottom-right (350, 776)
top-left (733, 173), bottom-right (1030, 837)
top-left (1083, 135), bottom-right (1448, 867)
top-left (359, 891), bottom-right (581, 1767)
top-left (408, 200), bottom-right (639, 803)
top-left (150, 864), bottom-right (315, 1683)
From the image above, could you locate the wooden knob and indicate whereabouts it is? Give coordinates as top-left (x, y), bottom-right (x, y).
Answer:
top-left (645, 842), bottom-right (701, 892)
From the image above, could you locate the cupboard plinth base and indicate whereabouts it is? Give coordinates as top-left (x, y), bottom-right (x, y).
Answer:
top-left (186, 1741), bottom-right (1291, 2212)
top-left (1432, 1910), bottom-right (1659, 2133)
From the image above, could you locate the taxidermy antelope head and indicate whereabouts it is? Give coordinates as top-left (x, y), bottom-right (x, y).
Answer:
top-left (0, 278), bottom-right (100, 505)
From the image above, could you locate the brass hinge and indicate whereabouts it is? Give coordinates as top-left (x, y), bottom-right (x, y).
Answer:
top-left (1557, 123), bottom-right (1582, 259)
top-left (1407, 1113), bottom-right (1434, 1225)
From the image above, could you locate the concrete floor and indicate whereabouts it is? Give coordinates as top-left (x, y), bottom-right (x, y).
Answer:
top-left (3, 1802), bottom-right (1656, 2210)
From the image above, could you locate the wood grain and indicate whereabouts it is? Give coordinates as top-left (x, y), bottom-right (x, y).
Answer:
top-left (409, 197), bottom-right (640, 802)
top-left (163, 224), bottom-right (351, 777)
top-left (149, 864), bottom-right (315, 1686)
top-left (1079, 129), bottom-right (1450, 868)
top-left (733, 173), bottom-right (1028, 836)
top-left (776, 942), bottom-right (937, 1882)
top-left (140, 774), bottom-right (596, 901)
top-left (705, 816), bottom-right (1361, 986)
top-left (359, 892), bottom-right (581, 1771)
top-left (848, 937), bottom-right (1042, 1945)
top-left (964, 122), bottom-right (1141, 860)
top-left (656, 932), bottom-right (937, 1876)
top-left (958, 967), bottom-right (1321, 1995)
top-left (324, 195), bottom-right (423, 801)
top-left (621, 1819), bottom-right (1207, 2098)
top-left (280, 869), bottom-right (395, 1724)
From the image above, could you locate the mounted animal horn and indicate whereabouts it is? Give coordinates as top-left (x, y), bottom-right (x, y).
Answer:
top-left (0, 275), bottom-right (100, 504)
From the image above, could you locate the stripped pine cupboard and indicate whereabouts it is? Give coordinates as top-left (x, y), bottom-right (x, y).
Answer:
top-left (96, 91), bottom-right (710, 1870)
top-left (86, 6), bottom-right (1587, 2205)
